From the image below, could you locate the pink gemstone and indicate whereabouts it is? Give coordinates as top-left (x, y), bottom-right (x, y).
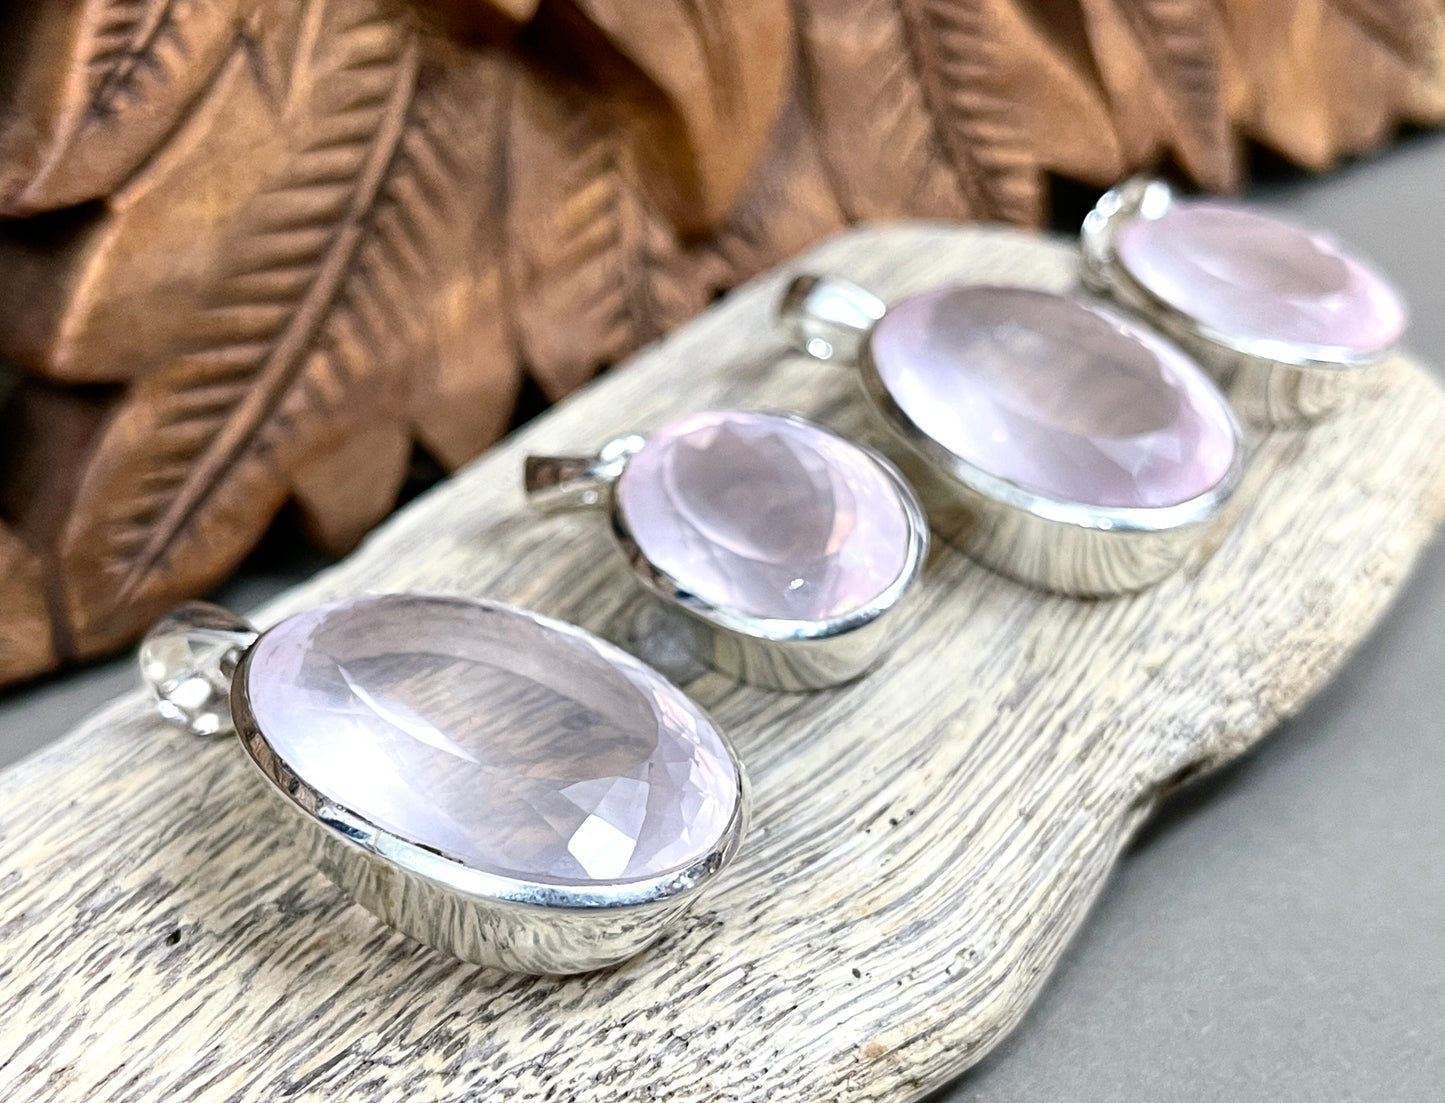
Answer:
top-left (243, 594), bottom-right (738, 885)
top-left (867, 286), bottom-right (1236, 509)
top-left (615, 411), bottom-right (912, 622)
top-left (1117, 200), bottom-right (1406, 356)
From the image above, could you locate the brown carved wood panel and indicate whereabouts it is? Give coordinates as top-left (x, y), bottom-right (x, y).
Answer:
top-left (0, 0), bottom-right (1441, 684)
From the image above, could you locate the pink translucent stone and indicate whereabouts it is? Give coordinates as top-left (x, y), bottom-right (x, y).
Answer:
top-left (615, 411), bottom-right (911, 622)
top-left (244, 594), bottom-right (737, 885)
top-left (867, 286), bottom-right (1236, 509)
top-left (1117, 200), bottom-right (1407, 355)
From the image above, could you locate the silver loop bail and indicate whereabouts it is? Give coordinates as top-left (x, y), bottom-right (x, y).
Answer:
top-left (777, 274), bottom-right (886, 364)
top-left (523, 434), bottom-right (645, 513)
top-left (140, 602), bottom-right (259, 737)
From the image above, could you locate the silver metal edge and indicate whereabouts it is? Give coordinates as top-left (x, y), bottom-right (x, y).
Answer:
top-left (852, 295), bottom-right (1247, 595)
top-left (228, 597), bottom-right (751, 973)
top-left (1080, 177), bottom-right (1399, 425)
top-left (607, 412), bottom-right (932, 690)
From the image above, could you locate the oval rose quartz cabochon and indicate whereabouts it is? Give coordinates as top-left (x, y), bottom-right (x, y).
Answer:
top-left (242, 595), bottom-right (739, 886)
top-left (1116, 200), bottom-right (1407, 358)
top-left (867, 286), bottom-right (1237, 510)
top-left (615, 411), bottom-right (914, 623)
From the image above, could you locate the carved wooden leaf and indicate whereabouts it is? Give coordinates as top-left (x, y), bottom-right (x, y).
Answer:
top-left (703, 85), bottom-right (848, 291)
top-left (1077, 0), bottom-right (1234, 190)
top-left (5, 37), bottom-right (309, 385)
top-left (506, 67), bottom-right (707, 401)
top-left (56, 0), bottom-right (423, 650)
top-left (987, 0), bottom-right (1124, 185)
top-left (0, 376), bottom-right (118, 676)
top-left (794, 0), bottom-right (976, 222)
top-left (1329, 0), bottom-right (1439, 69)
top-left (567, 0), bottom-right (793, 229)
top-left (282, 41), bottom-right (521, 538)
top-left (1316, 0), bottom-right (1445, 148)
top-left (1221, 0), bottom-right (1445, 167)
top-left (1219, 0), bottom-right (1337, 168)
top-left (896, 0), bottom-right (1041, 223)
top-left (0, 0), bottom-right (246, 215)
top-left (388, 43), bottom-right (519, 471)
top-left (289, 423), bottom-right (414, 554)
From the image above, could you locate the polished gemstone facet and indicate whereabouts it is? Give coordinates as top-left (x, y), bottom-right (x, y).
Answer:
top-left (615, 411), bottom-right (913, 622)
top-left (242, 594), bottom-right (738, 885)
top-left (867, 286), bottom-right (1236, 509)
top-left (1116, 200), bottom-right (1407, 356)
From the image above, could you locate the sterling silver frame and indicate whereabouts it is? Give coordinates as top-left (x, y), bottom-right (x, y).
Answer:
top-left (525, 412), bottom-right (930, 691)
top-left (778, 274), bottom-right (1246, 596)
top-left (146, 599), bottom-right (749, 976)
top-left (1080, 176), bottom-right (1397, 426)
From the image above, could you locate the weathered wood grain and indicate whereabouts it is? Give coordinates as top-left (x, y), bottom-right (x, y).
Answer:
top-left (2, 225), bottom-right (1444, 1102)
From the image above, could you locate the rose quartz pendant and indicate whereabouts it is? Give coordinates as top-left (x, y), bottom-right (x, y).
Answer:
top-left (140, 594), bottom-right (748, 974)
top-left (779, 273), bottom-right (1244, 595)
top-left (1082, 177), bottom-right (1407, 424)
top-left (867, 286), bottom-right (1237, 511)
top-left (526, 410), bottom-right (929, 690)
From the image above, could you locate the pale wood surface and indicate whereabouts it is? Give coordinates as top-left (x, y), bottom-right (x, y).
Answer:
top-left (3, 225), bottom-right (1444, 1102)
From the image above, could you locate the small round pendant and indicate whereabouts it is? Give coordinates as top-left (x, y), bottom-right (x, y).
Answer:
top-left (1081, 177), bottom-right (1407, 424)
top-left (526, 410), bottom-right (929, 690)
top-left (779, 276), bottom-right (1244, 595)
top-left (142, 594), bottom-right (748, 975)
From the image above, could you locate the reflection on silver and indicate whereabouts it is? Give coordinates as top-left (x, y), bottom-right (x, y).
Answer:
top-left (1080, 176), bottom-right (1381, 426)
top-left (776, 275), bottom-right (1245, 596)
top-left (142, 599), bottom-right (748, 975)
top-left (776, 274), bottom-right (886, 364)
top-left (524, 414), bottom-right (930, 692)
top-left (525, 434), bottom-right (645, 513)
top-left (140, 602), bottom-right (259, 736)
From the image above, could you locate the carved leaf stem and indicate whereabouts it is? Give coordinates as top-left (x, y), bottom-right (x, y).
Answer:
top-left (58, 0), bottom-right (420, 646)
top-left (1, 0), bottom-right (245, 214)
top-left (506, 69), bottom-right (705, 399)
top-left (1077, 0), bottom-right (1233, 189)
top-left (898, 0), bottom-right (1041, 223)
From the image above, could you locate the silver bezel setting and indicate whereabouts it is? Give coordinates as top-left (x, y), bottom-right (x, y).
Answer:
top-left (1080, 176), bottom-right (1400, 425)
top-left (147, 597), bottom-right (751, 975)
top-left (778, 274), bottom-right (1246, 595)
top-left (527, 412), bottom-right (931, 691)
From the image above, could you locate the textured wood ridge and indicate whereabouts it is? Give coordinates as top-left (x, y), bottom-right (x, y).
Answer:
top-left (3, 226), bottom-right (1445, 1102)
top-left (3, 0), bottom-right (1445, 685)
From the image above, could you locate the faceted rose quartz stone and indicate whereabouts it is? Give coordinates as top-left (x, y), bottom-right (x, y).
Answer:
top-left (1117, 200), bottom-right (1407, 356)
top-left (243, 594), bottom-right (738, 885)
top-left (867, 286), bottom-right (1237, 509)
top-left (615, 411), bottom-right (913, 622)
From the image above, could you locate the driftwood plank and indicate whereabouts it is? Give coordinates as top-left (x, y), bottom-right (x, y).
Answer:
top-left (2, 225), bottom-right (1444, 1102)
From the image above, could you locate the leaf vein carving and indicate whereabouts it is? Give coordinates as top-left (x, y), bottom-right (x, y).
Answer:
top-left (110, 3), bottom-right (419, 594)
top-left (87, 0), bottom-right (181, 120)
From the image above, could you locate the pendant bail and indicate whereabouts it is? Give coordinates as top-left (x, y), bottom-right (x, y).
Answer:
top-left (140, 602), bottom-right (258, 737)
top-left (523, 434), bottom-right (645, 513)
top-left (777, 274), bottom-right (886, 364)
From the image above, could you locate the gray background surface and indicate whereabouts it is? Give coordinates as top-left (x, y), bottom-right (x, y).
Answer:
top-left (3, 138), bottom-right (1443, 1101)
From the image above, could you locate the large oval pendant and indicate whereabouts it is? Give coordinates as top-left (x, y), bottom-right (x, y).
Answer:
top-left (148, 593), bottom-right (748, 974)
